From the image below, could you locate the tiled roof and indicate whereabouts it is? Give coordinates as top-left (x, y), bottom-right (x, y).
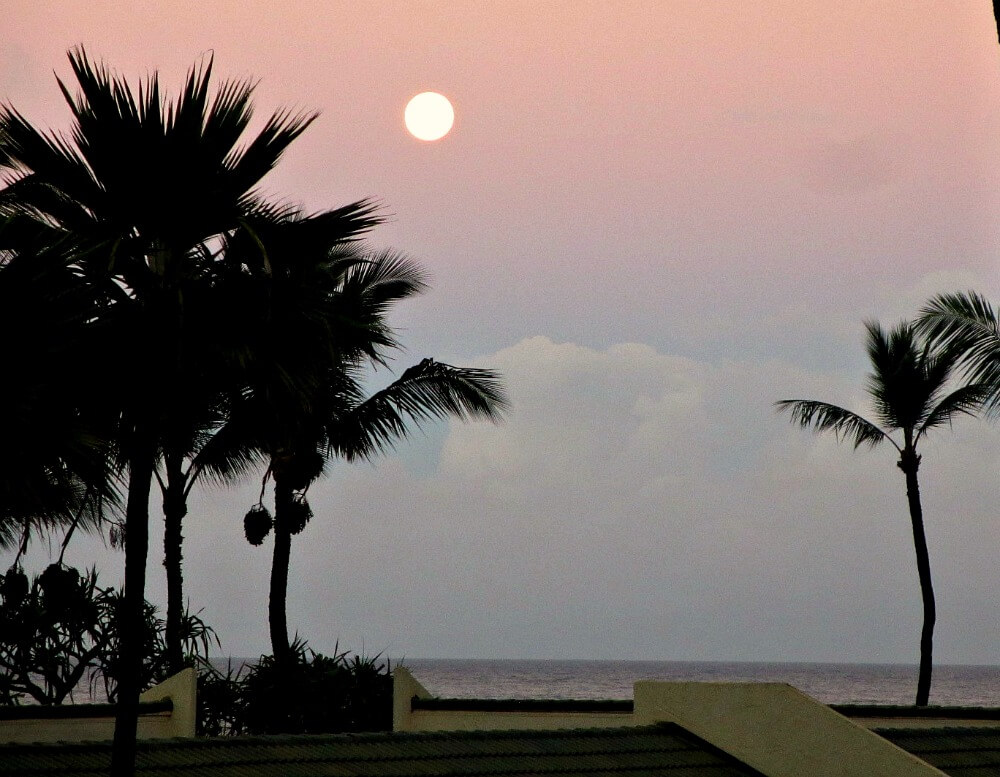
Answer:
top-left (876, 727), bottom-right (1000, 777)
top-left (0, 724), bottom-right (765, 776)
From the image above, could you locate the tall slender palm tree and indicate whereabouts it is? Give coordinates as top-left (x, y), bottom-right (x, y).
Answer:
top-left (152, 200), bottom-right (379, 675)
top-left (0, 49), bottom-right (367, 774)
top-left (917, 291), bottom-right (1000, 413)
top-left (776, 320), bottom-right (990, 706)
top-left (218, 221), bottom-right (508, 660)
top-left (255, 357), bottom-right (508, 661)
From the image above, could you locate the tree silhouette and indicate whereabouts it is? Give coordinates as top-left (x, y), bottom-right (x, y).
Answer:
top-left (0, 225), bottom-right (116, 552)
top-left (214, 226), bottom-right (508, 660)
top-left (256, 357), bottom-right (508, 661)
top-left (777, 320), bottom-right (989, 706)
top-left (151, 199), bottom-right (378, 676)
top-left (0, 49), bottom-right (368, 774)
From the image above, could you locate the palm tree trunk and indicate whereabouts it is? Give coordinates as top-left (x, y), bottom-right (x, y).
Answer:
top-left (162, 453), bottom-right (188, 675)
top-left (899, 450), bottom-right (935, 707)
top-left (111, 432), bottom-right (157, 777)
top-left (268, 478), bottom-right (293, 664)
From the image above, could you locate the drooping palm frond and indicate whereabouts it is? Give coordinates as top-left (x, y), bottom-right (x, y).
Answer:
top-left (329, 249), bottom-right (427, 363)
top-left (775, 399), bottom-right (891, 451)
top-left (326, 359), bottom-right (509, 462)
top-left (916, 382), bottom-right (994, 441)
top-left (917, 290), bottom-right (1000, 411)
top-left (185, 427), bottom-right (268, 492)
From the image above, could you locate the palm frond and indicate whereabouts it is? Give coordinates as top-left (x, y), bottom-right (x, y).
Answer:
top-left (916, 382), bottom-right (993, 441)
top-left (187, 432), bottom-right (268, 491)
top-left (339, 248), bottom-right (428, 304)
top-left (918, 290), bottom-right (1000, 355)
top-left (916, 290), bottom-right (1000, 408)
top-left (775, 399), bottom-right (891, 451)
top-left (227, 106), bottom-right (317, 197)
top-left (327, 359), bottom-right (509, 461)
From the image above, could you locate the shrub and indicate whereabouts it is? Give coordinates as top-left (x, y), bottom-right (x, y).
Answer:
top-left (0, 563), bottom-right (216, 705)
top-left (197, 639), bottom-right (393, 736)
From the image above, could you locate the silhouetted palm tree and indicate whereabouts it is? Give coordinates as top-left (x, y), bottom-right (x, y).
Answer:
top-left (0, 222), bottom-right (116, 550)
top-left (0, 49), bottom-right (368, 774)
top-left (257, 357), bottom-right (508, 661)
top-left (777, 321), bottom-right (990, 706)
top-left (152, 200), bottom-right (379, 675)
top-left (220, 228), bottom-right (509, 660)
top-left (917, 291), bottom-right (1000, 413)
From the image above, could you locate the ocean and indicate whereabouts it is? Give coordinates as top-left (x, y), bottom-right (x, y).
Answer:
top-left (399, 659), bottom-right (1000, 707)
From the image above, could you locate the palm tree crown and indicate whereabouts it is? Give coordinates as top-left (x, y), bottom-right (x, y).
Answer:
top-left (777, 321), bottom-right (988, 453)
top-left (0, 48), bottom-right (314, 251)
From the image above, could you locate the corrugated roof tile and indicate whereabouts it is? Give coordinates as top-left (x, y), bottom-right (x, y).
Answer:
top-left (0, 725), bottom-right (764, 777)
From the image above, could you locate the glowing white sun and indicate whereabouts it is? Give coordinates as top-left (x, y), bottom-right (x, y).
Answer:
top-left (404, 92), bottom-right (454, 141)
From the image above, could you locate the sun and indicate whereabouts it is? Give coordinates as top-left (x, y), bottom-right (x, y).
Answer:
top-left (404, 92), bottom-right (454, 141)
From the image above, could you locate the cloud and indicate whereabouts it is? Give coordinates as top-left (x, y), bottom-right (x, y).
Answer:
top-left (258, 335), bottom-right (1000, 663)
top-left (7, 321), bottom-right (998, 666)
top-left (10, 329), bottom-right (998, 665)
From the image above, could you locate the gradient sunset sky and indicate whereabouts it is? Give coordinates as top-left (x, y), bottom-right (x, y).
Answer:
top-left (4, 1), bottom-right (1000, 668)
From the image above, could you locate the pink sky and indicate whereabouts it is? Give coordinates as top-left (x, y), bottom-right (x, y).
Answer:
top-left (5, 2), bottom-right (1000, 668)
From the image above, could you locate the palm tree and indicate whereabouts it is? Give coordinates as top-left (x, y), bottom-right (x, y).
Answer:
top-left (776, 320), bottom-right (990, 706)
top-left (0, 221), bottom-right (116, 551)
top-left (217, 223), bottom-right (508, 661)
top-left (152, 200), bottom-right (379, 676)
top-left (256, 357), bottom-right (508, 662)
top-left (917, 291), bottom-right (1000, 412)
top-left (0, 49), bottom-right (360, 774)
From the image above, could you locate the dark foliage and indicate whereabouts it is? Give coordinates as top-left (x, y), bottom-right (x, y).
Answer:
top-left (197, 640), bottom-right (393, 736)
top-left (0, 563), bottom-right (215, 705)
top-left (195, 659), bottom-right (247, 737)
top-left (0, 564), bottom-right (113, 705)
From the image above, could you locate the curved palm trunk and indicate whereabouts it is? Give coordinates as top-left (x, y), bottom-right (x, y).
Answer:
top-left (111, 432), bottom-right (157, 777)
top-left (268, 478), bottom-right (294, 664)
top-left (162, 452), bottom-right (188, 674)
top-left (899, 449), bottom-right (935, 707)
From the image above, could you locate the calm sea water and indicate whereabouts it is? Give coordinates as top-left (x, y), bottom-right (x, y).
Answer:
top-left (63, 657), bottom-right (1000, 707)
top-left (398, 659), bottom-right (1000, 707)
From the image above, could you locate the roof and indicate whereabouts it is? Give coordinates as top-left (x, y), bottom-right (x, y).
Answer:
top-left (876, 727), bottom-right (1000, 777)
top-left (0, 724), bottom-right (765, 777)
